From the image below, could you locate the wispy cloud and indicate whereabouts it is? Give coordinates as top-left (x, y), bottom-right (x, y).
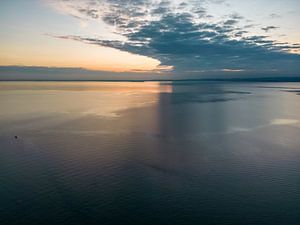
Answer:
top-left (269, 13), bottom-right (281, 19)
top-left (261, 26), bottom-right (279, 32)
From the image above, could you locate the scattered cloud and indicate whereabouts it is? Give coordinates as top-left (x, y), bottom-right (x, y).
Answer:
top-left (261, 26), bottom-right (279, 32)
top-left (222, 69), bottom-right (245, 72)
top-left (269, 13), bottom-right (281, 19)
top-left (47, 0), bottom-right (300, 77)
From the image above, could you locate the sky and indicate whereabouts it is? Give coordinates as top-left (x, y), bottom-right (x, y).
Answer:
top-left (0, 0), bottom-right (299, 80)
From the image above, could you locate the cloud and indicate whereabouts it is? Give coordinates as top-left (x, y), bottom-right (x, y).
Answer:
top-left (269, 13), bottom-right (281, 19)
top-left (261, 26), bottom-right (279, 32)
top-left (48, 0), bottom-right (300, 77)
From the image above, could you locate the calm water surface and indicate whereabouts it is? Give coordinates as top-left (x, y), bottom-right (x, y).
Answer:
top-left (0, 81), bottom-right (299, 225)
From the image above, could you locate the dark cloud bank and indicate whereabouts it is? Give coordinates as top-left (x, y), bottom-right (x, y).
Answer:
top-left (1, 0), bottom-right (299, 80)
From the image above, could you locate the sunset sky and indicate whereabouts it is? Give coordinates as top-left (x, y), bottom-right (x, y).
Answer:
top-left (0, 0), bottom-right (299, 80)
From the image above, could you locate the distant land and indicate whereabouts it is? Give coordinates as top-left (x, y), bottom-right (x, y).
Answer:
top-left (0, 66), bottom-right (300, 82)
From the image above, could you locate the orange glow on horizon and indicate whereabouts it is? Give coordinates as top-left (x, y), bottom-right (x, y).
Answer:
top-left (0, 35), bottom-right (164, 73)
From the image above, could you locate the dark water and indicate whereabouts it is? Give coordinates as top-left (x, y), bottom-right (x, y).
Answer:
top-left (0, 81), bottom-right (299, 225)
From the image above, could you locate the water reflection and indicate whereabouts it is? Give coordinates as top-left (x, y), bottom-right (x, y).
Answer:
top-left (156, 82), bottom-right (300, 136)
top-left (0, 82), bottom-right (172, 129)
top-left (0, 81), bottom-right (173, 93)
top-left (0, 81), bottom-right (299, 225)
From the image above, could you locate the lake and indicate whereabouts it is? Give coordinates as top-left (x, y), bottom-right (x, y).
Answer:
top-left (0, 81), bottom-right (299, 225)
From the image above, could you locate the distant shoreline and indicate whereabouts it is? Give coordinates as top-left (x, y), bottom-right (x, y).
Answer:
top-left (1, 77), bottom-right (300, 82)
